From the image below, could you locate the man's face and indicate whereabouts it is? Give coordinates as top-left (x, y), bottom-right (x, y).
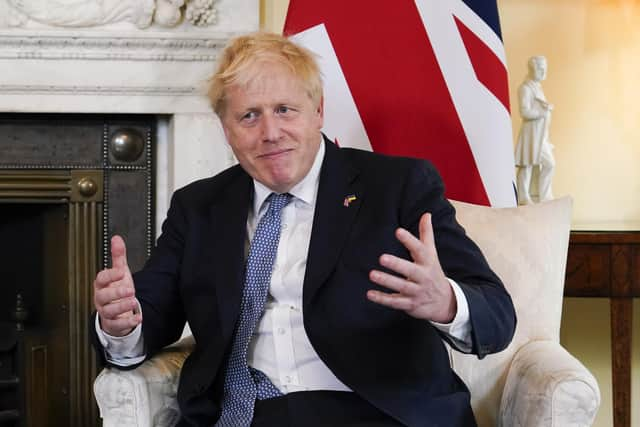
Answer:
top-left (220, 62), bottom-right (323, 193)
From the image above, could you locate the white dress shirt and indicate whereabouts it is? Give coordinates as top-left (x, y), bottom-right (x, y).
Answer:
top-left (97, 141), bottom-right (473, 391)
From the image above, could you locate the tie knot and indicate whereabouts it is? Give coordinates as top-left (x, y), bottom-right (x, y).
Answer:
top-left (267, 193), bottom-right (292, 214)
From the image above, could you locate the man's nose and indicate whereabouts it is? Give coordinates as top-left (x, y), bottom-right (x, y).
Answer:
top-left (261, 114), bottom-right (281, 142)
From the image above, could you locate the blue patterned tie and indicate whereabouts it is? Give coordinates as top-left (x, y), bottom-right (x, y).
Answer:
top-left (217, 193), bottom-right (292, 426)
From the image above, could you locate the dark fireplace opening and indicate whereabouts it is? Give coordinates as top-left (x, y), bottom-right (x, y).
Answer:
top-left (0, 204), bottom-right (66, 325)
top-left (0, 113), bottom-right (156, 426)
top-left (0, 203), bottom-right (69, 427)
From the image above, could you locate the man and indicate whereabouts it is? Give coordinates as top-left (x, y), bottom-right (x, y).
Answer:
top-left (92, 32), bottom-right (516, 426)
top-left (514, 55), bottom-right (555, 205)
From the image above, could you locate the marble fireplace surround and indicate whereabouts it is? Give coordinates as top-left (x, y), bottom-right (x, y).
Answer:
top-left (0, 0), bottom-right (259, 227)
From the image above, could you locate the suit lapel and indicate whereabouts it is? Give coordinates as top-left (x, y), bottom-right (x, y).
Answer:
top-left (303, 140), bottom-right (363, 308)
top-left (209, 170), bottom-right (253, 344)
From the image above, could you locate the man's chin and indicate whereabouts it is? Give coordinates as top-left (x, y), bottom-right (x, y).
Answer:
top-left (257, 174), bottom-right (295, 194)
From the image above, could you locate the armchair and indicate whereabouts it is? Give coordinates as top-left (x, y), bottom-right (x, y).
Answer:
top-left (94, 197), bottom-right (600, 426)
top-left (448, 197), bottom-right (600, 426)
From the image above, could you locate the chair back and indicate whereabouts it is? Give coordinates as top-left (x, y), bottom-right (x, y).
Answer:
top-left (448, 197), bottom-right (572, 426)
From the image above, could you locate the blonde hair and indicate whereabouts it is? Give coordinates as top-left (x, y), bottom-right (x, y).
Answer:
top-left (208, 32), bottom-right (323, 117)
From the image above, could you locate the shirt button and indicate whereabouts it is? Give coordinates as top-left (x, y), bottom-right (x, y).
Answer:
top-left (277, 327), bottom-right (286, 335)
top-left (284, 375), bottom-right (292, 383)
top-left (281, 223), bottom-right (288, 230)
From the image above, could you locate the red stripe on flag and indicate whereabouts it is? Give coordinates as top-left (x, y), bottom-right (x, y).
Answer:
top-left (285, 1), bottom-right (490, 205)
top-left (454, 16), bottom-right (510, 112)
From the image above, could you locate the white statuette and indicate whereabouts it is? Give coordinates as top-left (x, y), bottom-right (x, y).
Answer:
top-left (515, 55), bottom-right (556, 205)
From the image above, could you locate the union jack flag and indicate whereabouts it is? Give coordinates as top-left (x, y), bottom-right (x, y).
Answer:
top-left (285, 0), bottom-right (516, 207)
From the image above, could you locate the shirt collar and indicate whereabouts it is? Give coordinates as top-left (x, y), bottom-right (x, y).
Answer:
top-left (252, 138), bottom-right (325, 214)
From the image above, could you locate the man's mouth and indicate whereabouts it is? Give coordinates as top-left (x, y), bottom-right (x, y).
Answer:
top-left (259, 148), bottom-right (292, 159)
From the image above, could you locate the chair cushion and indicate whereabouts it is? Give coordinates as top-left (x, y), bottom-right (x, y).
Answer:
top-left (448, 197), bottom-right (572, 426)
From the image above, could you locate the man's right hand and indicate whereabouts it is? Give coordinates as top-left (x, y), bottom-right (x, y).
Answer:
top-left (93, 235), bottom-right (142, 337)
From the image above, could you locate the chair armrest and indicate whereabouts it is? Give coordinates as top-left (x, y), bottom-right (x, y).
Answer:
top-left (499, 340), bottom-right (600, 427)
top-left (93, 335), bottom-right (195, 427)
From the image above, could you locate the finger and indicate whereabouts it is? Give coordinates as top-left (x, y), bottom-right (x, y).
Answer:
top-left (418, 213), bottom-right (441, 263)
top-left (367, 290), bottom-right (417, 312)
top-left (395, 227), bottom-right (429, 265)
top-left (369, 269), bottom-right (421, 296)
top-left (378, 254), bottom-right (425, 283)
top-left (101, 312), bottom-right (142, 336)
top-left (111, 235), bottom-right (129, 270)
top-left (94, 284), bottom-right (135, 308)
top-left (94, 268), bottom-right (126, 289)
top-left (419, 212), bottom-right (435, 249)
top-left (99, 297), bottom-right (139, 320)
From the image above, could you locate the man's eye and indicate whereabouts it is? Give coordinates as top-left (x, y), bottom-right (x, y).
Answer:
top-left (241, 111), bottom-right (257, 121)
top-left (276, 106), bottom-right (290, 114)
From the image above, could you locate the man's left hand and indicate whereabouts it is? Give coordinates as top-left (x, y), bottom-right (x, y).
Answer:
top-left (367, 212), bottom-right (456, 323)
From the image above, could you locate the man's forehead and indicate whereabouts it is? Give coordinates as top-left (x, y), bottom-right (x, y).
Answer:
top-left (226, 74), bottom-right (308, 104)
top-left (234, 59), bottom-right (293, 83)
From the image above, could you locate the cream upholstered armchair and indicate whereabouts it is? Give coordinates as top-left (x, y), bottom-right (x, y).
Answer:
top-left (93, 197), bottom-right (601, 427)
top-left (447, 197), bottom-right (600, 426)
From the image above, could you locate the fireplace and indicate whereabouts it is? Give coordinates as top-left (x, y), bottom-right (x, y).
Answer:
top-left (0, 1), bottom-right (257, 424)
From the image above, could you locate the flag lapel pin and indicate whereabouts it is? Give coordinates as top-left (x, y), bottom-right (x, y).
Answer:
top-left (343, 194), bottom-right (357, 207)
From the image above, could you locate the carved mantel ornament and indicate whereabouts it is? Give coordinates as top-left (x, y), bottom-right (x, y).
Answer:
top-left (7, 0), bottom-right (217, 28)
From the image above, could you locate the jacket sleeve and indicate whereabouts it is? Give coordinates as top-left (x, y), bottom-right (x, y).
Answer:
top-left (133, 191), bottom-right (188, 359)
top-left (398, 160), bottom-right (517, 358)
top-left (90, 191), bottom-right (188, 369)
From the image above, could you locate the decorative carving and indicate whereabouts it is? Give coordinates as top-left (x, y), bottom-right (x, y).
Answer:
top-left (0, 35), bottom-right (223, 62)
top-left (0, 84), bottom-right (198, 96)
top-left (185, 0), bottom-right (216, 26)
top-left (155, 0), bottom-right (184, 27)
top-left (6, 0), bottom-right (218, 29)
top-left (8, 4), bottom-right (28, 26)
top-left (7, 0), bottom-right (156, 29)
top-left (96, 374), bottom-right (139, 426)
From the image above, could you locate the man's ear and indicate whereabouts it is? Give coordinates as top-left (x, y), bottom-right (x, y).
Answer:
top-left (220, 123), bottom-right (235, 153)
top-left (219, 112), bottom-right (230, 139)
top-left (316, 95), bottom-right (324, 128)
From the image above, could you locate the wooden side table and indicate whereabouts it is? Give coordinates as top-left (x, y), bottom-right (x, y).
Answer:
top-left (565, 231), bottom-right (640, 427)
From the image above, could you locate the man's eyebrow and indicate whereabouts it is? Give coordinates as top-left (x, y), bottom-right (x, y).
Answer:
top-left (237, 106), bottom-right (260, 114)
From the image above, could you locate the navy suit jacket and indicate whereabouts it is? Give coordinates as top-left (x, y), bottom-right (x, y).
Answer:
top-left (92, 139), bottom-right (516, 426)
